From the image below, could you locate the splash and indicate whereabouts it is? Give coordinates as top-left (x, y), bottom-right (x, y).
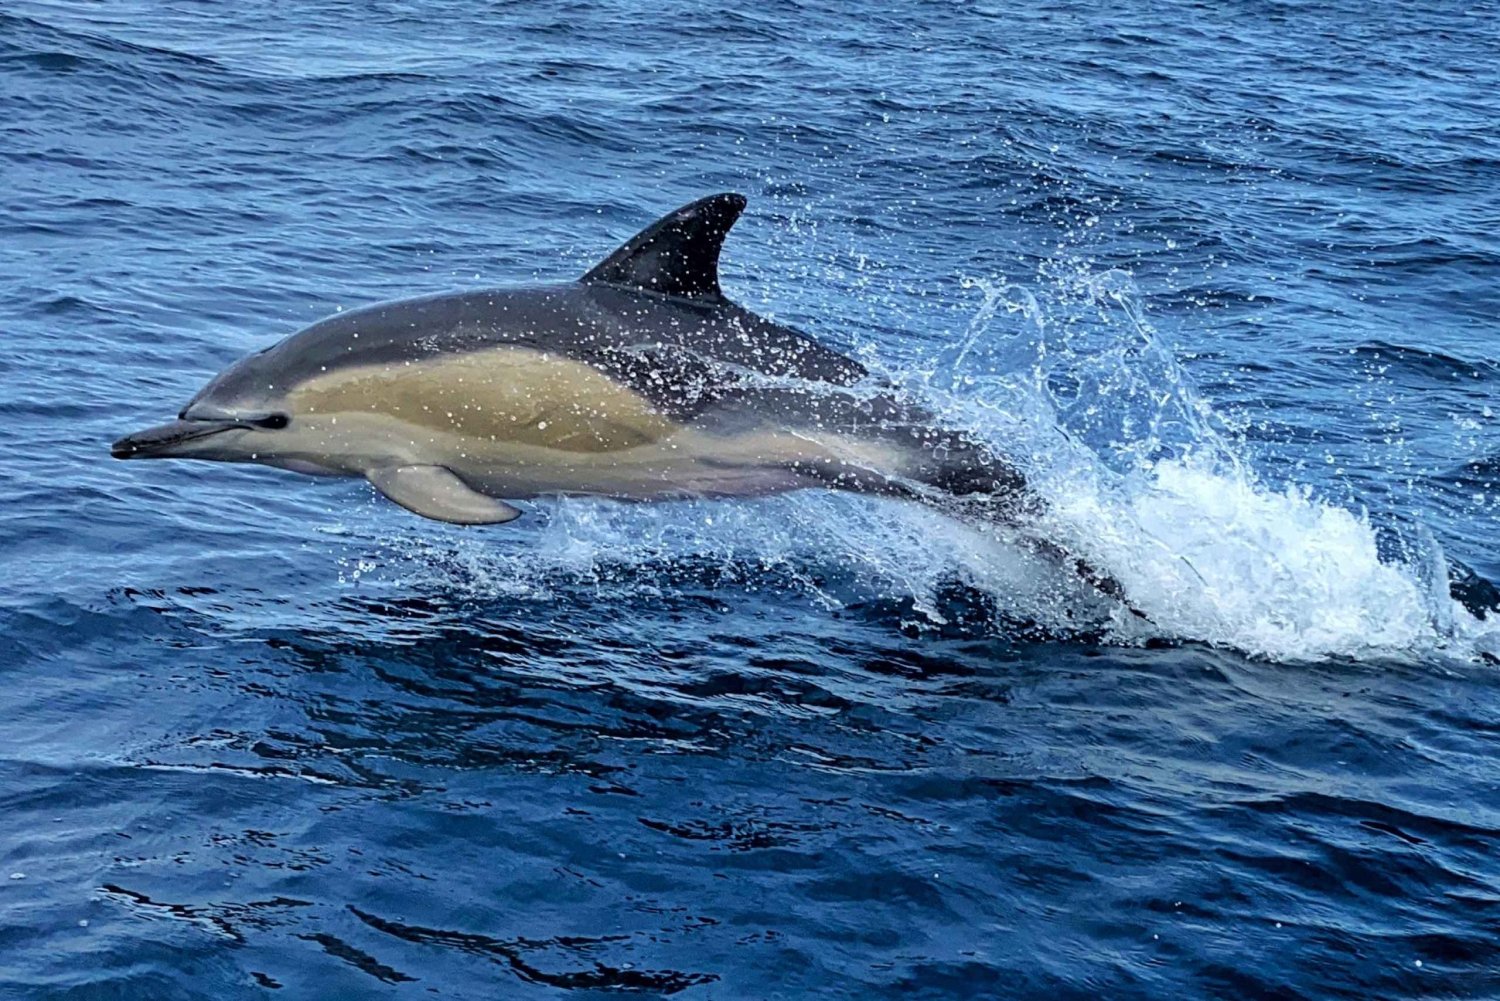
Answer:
top-left (910, 265), bottom-right (1499, 662)
top-left (339, 263), bottom-right (1497, 664)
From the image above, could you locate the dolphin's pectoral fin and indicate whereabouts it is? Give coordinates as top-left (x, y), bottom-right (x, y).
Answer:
top-left (581, 192), bottom-right (746, 302)
top-left (367, 465), bottom-right (522, 525)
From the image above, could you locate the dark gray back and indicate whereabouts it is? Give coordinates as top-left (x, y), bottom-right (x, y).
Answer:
top-left (193, 193), bottom-right (869, 419)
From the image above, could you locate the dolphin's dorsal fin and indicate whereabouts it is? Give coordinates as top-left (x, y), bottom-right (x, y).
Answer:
top-left (582, 192), bottom-right (747, 301)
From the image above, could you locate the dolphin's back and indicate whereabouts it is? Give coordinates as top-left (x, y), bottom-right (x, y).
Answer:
top-left (232, 192), bottom-right (861, 411)
top-left (220, 281), bottom-right (862, 419)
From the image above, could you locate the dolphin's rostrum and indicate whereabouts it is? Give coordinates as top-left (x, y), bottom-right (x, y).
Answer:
top-left (113, 193), bottom-right (1032, 529)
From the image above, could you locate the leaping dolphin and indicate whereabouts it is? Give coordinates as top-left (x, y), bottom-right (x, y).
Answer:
top-left (111, 192), bottom-right (1500, 623)
top-left (113, 193), bottom-right (1034, 530)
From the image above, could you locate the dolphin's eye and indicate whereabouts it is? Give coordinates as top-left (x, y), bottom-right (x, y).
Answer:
top-left (253, 414), bottom-right (290, 430)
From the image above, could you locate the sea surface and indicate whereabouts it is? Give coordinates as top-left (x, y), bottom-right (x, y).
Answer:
top-left (3, 1), bottom-right (1500, 997)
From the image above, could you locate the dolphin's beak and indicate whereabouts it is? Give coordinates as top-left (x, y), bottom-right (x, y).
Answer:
top-left (111, 419), bottom-right (248, 459)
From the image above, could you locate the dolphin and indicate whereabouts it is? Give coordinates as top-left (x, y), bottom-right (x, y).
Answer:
top-left (112, 193), bottom-right (1034, 530)
top-left (110, 192), bottom-right (1500, 623)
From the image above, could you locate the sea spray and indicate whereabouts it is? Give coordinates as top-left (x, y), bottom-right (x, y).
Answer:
top-left (918, 264), bottom-right (1494, 660)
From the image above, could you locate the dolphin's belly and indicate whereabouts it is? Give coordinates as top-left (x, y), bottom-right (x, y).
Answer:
top-left (447, 427), bottom-right (907, 502)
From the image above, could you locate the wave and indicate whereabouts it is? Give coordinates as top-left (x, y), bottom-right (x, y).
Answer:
top-left (1351, 340), bottom-right (1496, 384)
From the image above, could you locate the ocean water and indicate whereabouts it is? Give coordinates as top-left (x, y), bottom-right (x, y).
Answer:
top-left (3, 0), bottom-right (1499, 996)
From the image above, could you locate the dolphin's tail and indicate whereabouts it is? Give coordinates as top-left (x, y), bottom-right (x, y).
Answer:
top-left (913, 486), bottom-right (1149, 620)
top-left (788, 419), bottom-right (1145, 616)
top-left (871, 434), bottom-right (1150, 619)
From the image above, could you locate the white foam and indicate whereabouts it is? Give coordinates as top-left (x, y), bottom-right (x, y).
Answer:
top-left (1036, 454), bottom-right (1476, 660)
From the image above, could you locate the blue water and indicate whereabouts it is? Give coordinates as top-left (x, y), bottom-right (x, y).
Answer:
top-left (4, 0), bottom-right (1500, 996)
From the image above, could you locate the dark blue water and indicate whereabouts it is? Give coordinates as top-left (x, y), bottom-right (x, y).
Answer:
top-left (4, 1), bottom-right (1500, 996)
